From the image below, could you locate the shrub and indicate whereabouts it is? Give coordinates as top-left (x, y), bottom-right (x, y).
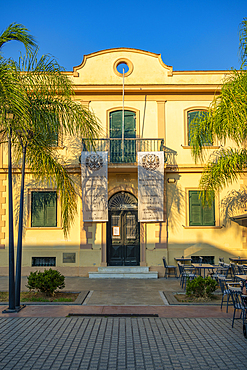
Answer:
top-left (186, 276), bottom-right (217, 298)
top-left (26, 269), bottom-right (65, 296)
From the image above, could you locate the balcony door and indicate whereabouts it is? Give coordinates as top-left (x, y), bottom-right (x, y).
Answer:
top-left (109, 110), bottom-right (136, 163)
top-left (107, 192), bottom-right (140, 266)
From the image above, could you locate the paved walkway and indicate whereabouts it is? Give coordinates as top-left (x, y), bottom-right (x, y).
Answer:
top-left (0, 277), bottom-right (246, 369)
top-left (0, 316), bottom-right (246, 369)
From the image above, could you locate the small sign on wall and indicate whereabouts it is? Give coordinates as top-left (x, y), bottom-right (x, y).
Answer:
top-left (112, 226), bottom-right (120, 237)
top-left (63, 253), bottom-right (76, 263)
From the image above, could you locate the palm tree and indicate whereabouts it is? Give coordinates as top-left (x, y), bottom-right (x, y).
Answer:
top-left (0, 24), bottom-right (101, 310)
top-left (0, 23), bottom-right (36, 312)
top-left (5, 50), bottom-right (100, 308)
top-left (190, 18), bottom-right (247, 205)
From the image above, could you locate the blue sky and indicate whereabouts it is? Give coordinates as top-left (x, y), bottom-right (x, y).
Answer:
top-left (1, 0), bottom-right (247, 71)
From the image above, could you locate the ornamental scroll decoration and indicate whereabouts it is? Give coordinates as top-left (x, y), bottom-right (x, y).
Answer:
top-left (86, 153), bottom-right (103, 171)
top-left (141, 154), bottom-right (160, 171)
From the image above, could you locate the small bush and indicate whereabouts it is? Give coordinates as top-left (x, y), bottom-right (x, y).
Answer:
top-left (26, 269), bottom-right (65, 296)
top-left (186, 276), bottom-right (217, 298)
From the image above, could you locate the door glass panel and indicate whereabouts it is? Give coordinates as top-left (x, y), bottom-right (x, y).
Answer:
top-left (126, 215), bottom-right (136, 239)
top-left (111, 215), bottom-right (121, 239)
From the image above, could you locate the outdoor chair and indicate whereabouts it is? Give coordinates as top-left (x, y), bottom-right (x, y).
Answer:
top-left (163, 257), bottom-right (177, 278)
top-left (237, 264), bottom-right (244, 274)
top-left (218, 277), bottom-right (234, 313)
top-left (177, 262), bottom-right (184, 281)
top-left (229, 287), bottom-right (247, 328)
top-left (211, 265), bottom-right (230, 281)
top-left (230, 263), bottom-right (237, 278)
top-left (180, 265), bottom-right (197, 290)
top-left (219, 257), bottom-right (224, 264)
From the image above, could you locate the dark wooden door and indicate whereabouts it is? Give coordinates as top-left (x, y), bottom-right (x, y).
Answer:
top-left (108, 209), bottom-right (140, 266)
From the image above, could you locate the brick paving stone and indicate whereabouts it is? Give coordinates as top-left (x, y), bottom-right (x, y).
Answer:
top-left (0, 317), bottom-right (247, 369)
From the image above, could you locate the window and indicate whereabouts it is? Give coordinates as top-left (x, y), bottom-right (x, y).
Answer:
top-left (191, 256), bottom-right (214, 264)
top-left (31, 191), bottom-right (57, 227)
top-left (189, 191), bottom-right (215, 226)
top-left (188, 110), bottom-right (212, 146)
top-left (32, 257), bottom-right (56, 266)
top-left (109, 110), bottom-right (136, 163)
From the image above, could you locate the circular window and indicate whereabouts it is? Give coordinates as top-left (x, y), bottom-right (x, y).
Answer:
top-left (113, 58), bottom-right (133, 77)
top-left (117, 62), bottom-right (129, 74)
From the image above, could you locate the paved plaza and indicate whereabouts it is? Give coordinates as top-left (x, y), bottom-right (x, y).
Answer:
top-left (0, 316), bottom-right (246, 370)
top-left (0, 278), bottom-right (247, 369)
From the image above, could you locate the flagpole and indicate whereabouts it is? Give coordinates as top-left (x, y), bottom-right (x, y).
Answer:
top-left (122, 68), bottom-right (125, 161)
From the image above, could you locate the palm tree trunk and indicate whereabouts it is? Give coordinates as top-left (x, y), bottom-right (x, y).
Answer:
top-left (15, 145), bottom-right (26, 308)
top-left (8, 130), bottom-right (15, 310)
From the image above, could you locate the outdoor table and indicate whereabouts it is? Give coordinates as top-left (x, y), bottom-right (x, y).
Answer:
top-left (174, 257), bottom-right (191, 264)
top-left (192, 263), bottom-right (215, 278)
top-left (235, 274), bottom-right (247, 281)
top-left (229, 257), bottom-right (247, 264)
top-left (228, 285), bottom-right (242, 292)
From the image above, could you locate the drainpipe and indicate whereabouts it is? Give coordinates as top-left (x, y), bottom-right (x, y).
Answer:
top-left (166, 176), bottom-right (169, 264)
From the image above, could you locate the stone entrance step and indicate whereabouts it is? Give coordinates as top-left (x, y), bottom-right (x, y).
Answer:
top-left (89, 266), bottom-right (158, 279)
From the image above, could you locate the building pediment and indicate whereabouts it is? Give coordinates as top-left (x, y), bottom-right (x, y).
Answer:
top-left (72, 48), bottom-right (173, 85)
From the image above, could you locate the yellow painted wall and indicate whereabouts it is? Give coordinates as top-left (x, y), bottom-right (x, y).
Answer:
top-left (0, 48), bottom-right (245, 277)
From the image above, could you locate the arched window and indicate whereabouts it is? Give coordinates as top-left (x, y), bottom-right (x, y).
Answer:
top-left (109, 110), bottom-right (136, 163)
top-left (187, 110), bottom-right (212, 146)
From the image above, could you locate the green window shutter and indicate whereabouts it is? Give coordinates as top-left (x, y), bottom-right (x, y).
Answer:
top-left (110, 111), bottom-right (122, 138)
top-left (44, 193), bottom-right (57, 227)
top-left (109, 110), bottom-right (136, 163)
top-left (31, 191), bottom-right (57, 227)
top-left (31, 192), bottom-right (45, 227)
top-left (188, 111), bottom-right (198, 146)
top-left (188, 110), bottom-right (212, 146)
top-left (202, 203), bottom-right (215, 226)
top-left (124, 111), bottom-right (136, 138)
top-left (110, 110), bottom-right (136, 139)
top-left (189, 191), bottom-right (202, 226)
top-left (189, 190), bottom-right (215, 226)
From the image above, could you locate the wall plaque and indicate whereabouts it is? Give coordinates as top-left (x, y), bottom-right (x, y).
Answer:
top-left (138, 152), bottom-right (164, 222)
top-left (63, 253), bottom-right (76, 263)
top-left (81, 151), bottom-right (108, 222)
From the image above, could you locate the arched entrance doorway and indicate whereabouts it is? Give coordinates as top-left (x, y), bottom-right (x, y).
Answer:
top-left (107, 192), bottom-right (140, 266)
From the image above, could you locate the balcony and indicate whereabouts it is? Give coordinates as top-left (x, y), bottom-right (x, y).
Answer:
top-left (82, 138), bottom-right (165, 164)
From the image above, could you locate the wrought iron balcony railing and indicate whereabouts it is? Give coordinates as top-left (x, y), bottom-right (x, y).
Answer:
top-left (82, 138), bottom-right (164, 164)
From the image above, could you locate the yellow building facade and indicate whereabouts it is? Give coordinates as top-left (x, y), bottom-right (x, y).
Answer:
top-left (0, 48), bottom-right (245, 277)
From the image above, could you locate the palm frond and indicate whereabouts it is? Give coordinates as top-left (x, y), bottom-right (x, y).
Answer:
top-left (199, 148), bottom-right (247, 193)
top-left (239, 18), bottom-right (247, 69)
top-left (0, 58), bottom-right (30, 125)
top-left (0, 23), bottom-right (36, 54)
top-left (24, 141), bottom-right (77, 238)
top-left (8, 50), bottom-right (101, 236)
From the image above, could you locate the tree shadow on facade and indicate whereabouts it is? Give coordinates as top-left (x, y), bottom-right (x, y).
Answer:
top-left (166, 179), bottom-right (185, 232)
top-left (221, 188), bottom-right (247, 228)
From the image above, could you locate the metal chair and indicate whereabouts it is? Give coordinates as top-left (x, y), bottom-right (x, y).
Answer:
top-left (211, 265), bottom-right (230, 282)
top-left (230, 263), bottom-right (237, 278)
top-left (229, 285), bottom-right (246, 328)
top-left (162, 257), bottom-right (177, 278)
top-left (218, 277), bottom-right (234, 313)
top-left (180, 265), bottom-right (197, 290)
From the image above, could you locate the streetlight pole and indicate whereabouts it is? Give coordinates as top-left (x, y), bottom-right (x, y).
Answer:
top-left (15, 142), bottom-right (27, 310)
top-left (3, 124), bottom-right (16, 313)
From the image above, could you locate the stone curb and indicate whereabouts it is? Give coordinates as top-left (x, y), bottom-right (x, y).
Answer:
top-left (0, 291), bottom-right (89, 306)
top-left (164, 291), bottom-right (223, 305)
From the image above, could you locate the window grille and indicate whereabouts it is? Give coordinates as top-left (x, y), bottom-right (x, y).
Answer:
top-left (32, 257), bottom-right (56, 267)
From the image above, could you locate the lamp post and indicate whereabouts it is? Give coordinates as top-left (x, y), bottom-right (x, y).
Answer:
top-left (3, 114), bottom-right (16, 313)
